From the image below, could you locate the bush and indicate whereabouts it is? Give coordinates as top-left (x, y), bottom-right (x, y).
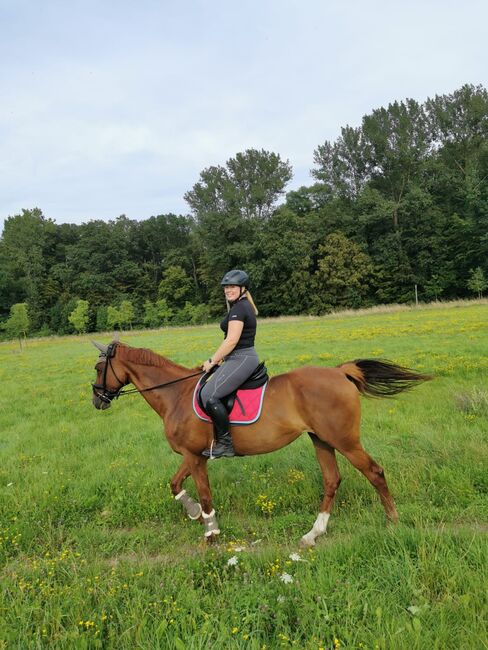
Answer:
top-left (455, 388), bottom-right (488, 416)
top-left (172, 302), bottom-right (211, 326)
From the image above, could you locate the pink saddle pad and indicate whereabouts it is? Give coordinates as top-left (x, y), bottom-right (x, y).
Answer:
top-left (193, 378), bottom-right (268, 425)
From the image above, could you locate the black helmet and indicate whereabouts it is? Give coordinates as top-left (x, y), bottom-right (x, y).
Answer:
top-left (220, 269), bottom-right (249, 288)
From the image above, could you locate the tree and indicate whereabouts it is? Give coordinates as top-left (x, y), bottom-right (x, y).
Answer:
top-left (312, 232), bottom-right (374, 313)
top-left (426, 84), bottom-right (488, 275)
top-left (312, 126), bottom-right (371, 200)
top-left (313, 100), bottom-right (432, 229)
top-left (467, 267), bottom-right (488, 298)
top-left (107, 306), bottom-right (121, 330)
top-left (4, 303), bottom-right (29, 349)
top-left (158, 265), bottom-right (193, 310)
top-left (423, 274), bottom-right (448, 302)
top-left (185, 149), bottom-right (293, 222)
top-left (135, 214), bottom-right (195, 284)
top-left (143, 299), bottom-right (173, 328)
top-left (68, 299), bottom-right (90, 333)
top-left (0, 209), bottom-right (57, 328)
top-left (251, 207), bottom-right (315, 316)
top-left (185, 149), bottom-right (293, 306)
top-left (118, 300), bottom-right (135, 330)
top-left (172, 302), bottom-right (211, 326)
top-left (96, 306), bottom-right (109, 332)
top-left (362, 100), bottom-right (431, 231)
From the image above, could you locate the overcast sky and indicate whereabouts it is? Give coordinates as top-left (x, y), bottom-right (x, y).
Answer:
top-left (1, 0), bottom-right (487, 233)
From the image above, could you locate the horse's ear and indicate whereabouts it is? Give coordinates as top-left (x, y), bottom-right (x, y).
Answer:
top-left (113, 331), bottom-right (120, 342)
top-left (91, 340), bottom-right (109, 354)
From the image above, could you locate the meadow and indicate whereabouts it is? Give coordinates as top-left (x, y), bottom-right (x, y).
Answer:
top-left (0, 301), bottom-right (487, 649)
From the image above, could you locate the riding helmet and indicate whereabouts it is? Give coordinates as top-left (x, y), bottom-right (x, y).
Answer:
top-left (220, 269), bottom-right (249, 288)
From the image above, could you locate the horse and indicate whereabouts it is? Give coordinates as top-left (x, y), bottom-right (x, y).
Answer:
top-left (91, 339), bottom-right (431, 546)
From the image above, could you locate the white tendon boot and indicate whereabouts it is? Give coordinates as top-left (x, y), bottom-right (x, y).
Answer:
top-left (175, 489), bottom-right (202, 520)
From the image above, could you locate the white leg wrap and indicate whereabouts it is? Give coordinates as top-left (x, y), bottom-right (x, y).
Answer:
top-left (202, 509), bottom-right (220, 537)
top-left (174, 489), bottom-right (202, 520)
top-left (300, 512), bottom-right (330, 547)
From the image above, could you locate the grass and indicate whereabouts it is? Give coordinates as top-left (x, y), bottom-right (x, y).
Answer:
top-left (0, 301), bottom-right (487, 649)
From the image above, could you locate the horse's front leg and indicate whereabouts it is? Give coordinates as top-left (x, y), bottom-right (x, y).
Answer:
top-left (187, 454), bottom-right (220, 542)
top-left (171, 461), bottom-right (202, 520)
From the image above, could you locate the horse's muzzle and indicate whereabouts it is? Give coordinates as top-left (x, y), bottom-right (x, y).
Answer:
top-left (92, 394), bottom-right (112, 410)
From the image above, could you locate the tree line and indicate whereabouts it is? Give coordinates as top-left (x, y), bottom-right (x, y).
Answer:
top-left (1, 83), bottom-right (487, 340)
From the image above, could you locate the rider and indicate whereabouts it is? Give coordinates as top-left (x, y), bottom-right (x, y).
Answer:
top-left (200, 269), bottom-right (260, 459)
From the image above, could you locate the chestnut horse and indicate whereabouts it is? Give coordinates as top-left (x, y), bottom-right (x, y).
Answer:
top-left (91, 340), bottom-right (430, 546)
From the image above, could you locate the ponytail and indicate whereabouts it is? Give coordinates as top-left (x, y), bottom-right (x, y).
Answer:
top-left (244, 290), bottom-right (259, 316)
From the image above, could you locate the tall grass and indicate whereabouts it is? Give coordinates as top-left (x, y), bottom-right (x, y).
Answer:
top-left (0, 302), bottom-right (487, 648)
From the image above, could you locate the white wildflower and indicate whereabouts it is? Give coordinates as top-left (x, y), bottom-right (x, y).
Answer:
top-left (280, 572), bottom-right (294, 584)
top-left (227, 556), bottom-right (238, 566)
top-left (289, 553), bottom-right (302, 561)
top-left (277, 595), bottom-right (286, 603)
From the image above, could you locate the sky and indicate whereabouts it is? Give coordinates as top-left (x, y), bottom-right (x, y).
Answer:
top-left (1, 0), bottom-right (487, 233)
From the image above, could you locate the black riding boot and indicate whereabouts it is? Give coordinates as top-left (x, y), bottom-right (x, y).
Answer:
top-left (202, 397), bottom-right (235, 459)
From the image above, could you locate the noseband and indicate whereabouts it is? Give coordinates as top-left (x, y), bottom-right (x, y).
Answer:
top-left (91, 343), bottom-right (126, 404)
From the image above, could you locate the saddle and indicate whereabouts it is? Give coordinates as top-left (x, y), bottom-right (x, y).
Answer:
top-left (193, 362), bottom-right (269, 424)
top-left (196, 362), bottom-right (269, 414)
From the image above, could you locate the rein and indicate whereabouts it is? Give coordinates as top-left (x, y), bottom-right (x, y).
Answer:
top-left (92, 343), bottom-right (204, 404)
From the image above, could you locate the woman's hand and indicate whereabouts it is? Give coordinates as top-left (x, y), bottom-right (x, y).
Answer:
top-left (202, 358), bottom-right (217, 373)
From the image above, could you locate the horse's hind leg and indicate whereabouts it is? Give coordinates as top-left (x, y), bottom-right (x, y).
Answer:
top-left (341, 444), bottom-right (399, 523)
top-left (300, 434), bottom-right (342, 548)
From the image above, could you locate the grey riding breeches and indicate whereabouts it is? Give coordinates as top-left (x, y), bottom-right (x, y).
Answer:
top-left (200, 347), bottom-right (259, 407)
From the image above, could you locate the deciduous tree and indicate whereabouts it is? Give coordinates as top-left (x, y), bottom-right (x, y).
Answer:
top-left (4, 303), bottom-right (29, 349)
top-left (68, 300), bottom-right (90, 333)
top-left (467, 267), bottom-right (488, 298)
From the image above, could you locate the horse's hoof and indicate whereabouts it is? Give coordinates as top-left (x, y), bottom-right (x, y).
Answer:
top-left (205, 532), bottom-right (220, 545)
top-left (299, 535), bottom-right (315, 548)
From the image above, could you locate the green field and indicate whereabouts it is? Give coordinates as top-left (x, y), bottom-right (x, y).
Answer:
top-left (1, 301), bottom-right (487, 649)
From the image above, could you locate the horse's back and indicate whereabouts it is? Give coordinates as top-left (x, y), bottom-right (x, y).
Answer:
top-left (271, 364), bottom-right (357, 396)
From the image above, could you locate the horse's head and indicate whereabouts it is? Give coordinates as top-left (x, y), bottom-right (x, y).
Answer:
top-left (91, 338), bottom-right (129, 410)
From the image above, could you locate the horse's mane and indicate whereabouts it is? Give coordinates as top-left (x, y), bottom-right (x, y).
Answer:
top-left (116, 343), bottom-right (192, 372)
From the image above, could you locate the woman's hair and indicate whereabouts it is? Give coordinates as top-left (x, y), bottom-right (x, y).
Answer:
top-left (245, 290), bottom-right (259, 315)
top-left (226, 289), bottom-right (259, 315)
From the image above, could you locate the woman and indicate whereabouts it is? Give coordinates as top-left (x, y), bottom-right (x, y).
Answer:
top-left (200, 269), bottom-right (260, 459)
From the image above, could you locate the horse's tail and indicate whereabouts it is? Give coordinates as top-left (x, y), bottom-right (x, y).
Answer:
top-left (338, 359), bottom-right (433, 398)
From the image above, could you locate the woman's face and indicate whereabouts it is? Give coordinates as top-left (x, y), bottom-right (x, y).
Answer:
top-left (223, 284), bottom-right (241, 302)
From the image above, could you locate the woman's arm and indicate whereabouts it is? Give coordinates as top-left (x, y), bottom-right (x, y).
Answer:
top-left (202, 320), bottom-right (244, 372)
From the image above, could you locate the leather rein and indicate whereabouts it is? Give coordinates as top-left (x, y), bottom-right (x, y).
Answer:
top-left (91, 343), bottom-right (203, 405)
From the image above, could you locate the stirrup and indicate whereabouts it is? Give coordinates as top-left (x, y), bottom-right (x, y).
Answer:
top-left (202, 438), bottom-right (235, 459)
top-left (202, 440), bottom-right (215, 459)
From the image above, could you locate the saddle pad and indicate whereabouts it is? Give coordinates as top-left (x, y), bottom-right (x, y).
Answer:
top-left (193, 378), bottom-right (268, 425)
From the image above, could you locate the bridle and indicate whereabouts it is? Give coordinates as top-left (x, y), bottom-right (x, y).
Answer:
top-left (92, 343), bottom-right (127, 404)
top-left (91, 342), bottom-right (204, 404)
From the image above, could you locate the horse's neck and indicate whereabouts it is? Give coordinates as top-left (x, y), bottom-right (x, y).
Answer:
top-left (124, 356), bottom-right (188, 388)
top-left (123, 357), bottom-right (192, 416)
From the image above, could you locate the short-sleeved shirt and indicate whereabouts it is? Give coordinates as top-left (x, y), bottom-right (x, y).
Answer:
top-left (220, 297), bottom-right (256, 349)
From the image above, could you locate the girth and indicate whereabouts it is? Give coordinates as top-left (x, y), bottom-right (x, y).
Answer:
top-left (197, 361), bottom-right (269, 414)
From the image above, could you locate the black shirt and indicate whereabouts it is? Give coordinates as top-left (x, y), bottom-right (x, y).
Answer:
top-left (220, 297), bottom-right (256, 349)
